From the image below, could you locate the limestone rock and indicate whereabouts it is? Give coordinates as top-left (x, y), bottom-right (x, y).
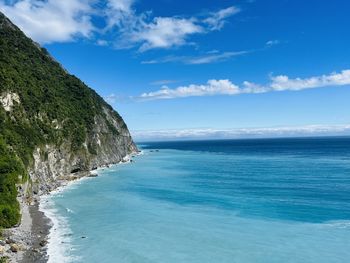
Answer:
top-left (10, 243), bottom-right (19, 253)
top-left (0, 245), bottom-right (5, 254)
top-left (0, 92), bottom-right (20, 112)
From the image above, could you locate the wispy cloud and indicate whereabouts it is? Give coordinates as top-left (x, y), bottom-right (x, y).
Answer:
top-left (266, 39), bottom-right (280, 46)
top-left (203, 6), bottom-right (240, 30)
top-left (0, 0), bottom-right (94, 43)
top-left (96, 39), bottom-right (109, 46)
top-left (104, 93), bottom-right (133, 104)
top-left (104, 93), bottom-right (118, 105)
top-left (150, 80), bottom-right (179, 86)
top-left (187, 51), bottom-right (248, 64)
top-left (107, 0), bottom-right (133, 14)
top-left (138, 69), bottom-right (350, 100)
top-left (107, 4), bottom-right (241, 52)
top-left (132, 124), bottom-right (350, 141)
top-left (142, 50), bottom-right (249, 65)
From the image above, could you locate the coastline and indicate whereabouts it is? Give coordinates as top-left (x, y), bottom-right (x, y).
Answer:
top-left (20, 203), bottom-right (50, 263)
top-left (2, 153), bottom-right (139, 263)
top-left (1, 199), bottom-right (50, 262)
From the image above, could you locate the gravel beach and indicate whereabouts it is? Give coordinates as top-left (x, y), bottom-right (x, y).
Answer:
top-left (1, 200), bottom-right (50, 263)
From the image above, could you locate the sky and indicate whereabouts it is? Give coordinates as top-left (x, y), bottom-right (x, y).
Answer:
top-left (1, 0), bottom-right (350, 141)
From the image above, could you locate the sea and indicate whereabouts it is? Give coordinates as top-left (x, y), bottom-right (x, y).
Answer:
top-left (40, 137), bottom-right (350, 263)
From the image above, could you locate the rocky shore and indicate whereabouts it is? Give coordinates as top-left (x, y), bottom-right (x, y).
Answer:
top-left (1, 200), bottom-right (49, 263)
top-left (0, 154), bottom-right (138, 263)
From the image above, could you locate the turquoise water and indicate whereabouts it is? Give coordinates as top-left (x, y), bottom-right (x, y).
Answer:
top-left (42, 138), bottom-right (350, 262)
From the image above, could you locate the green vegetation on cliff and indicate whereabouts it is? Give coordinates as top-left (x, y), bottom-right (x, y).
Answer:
top-left (0, 11), bottom-right (124, 164)
top-left (0, 12), bottom-right (130, 227)
top-left (0, 138), bottom-right (25, 227)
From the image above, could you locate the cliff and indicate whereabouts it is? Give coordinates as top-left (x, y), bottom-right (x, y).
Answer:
top-left (0, 11), bottom-right (137, 228)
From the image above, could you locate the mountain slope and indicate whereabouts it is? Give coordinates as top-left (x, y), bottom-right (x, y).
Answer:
top-left (0, 12), bottom-right (137, 227)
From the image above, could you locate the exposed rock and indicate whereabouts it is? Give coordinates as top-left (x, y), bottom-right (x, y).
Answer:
top-left (5, 239), bottom-right (14, 245)
top-left (31, 248), bottom-right (40, 253)
top-left (0, 92), bottom-right (20, 112)
top-left (27, 107), bottom-right (137, 196)
top-left (0, 245), bottom-right (5, 254)
top-left (10, 243), bottom-right (19, 253)
top-left (39, 240), bottom-right (47, 247)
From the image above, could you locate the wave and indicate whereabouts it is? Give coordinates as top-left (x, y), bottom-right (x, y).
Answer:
top-left (321, 220), bottom-right (350, 229)
top-left (40, 196), bottom-right (78, 263)
top-left (39, 178), bottom-right (92, 263)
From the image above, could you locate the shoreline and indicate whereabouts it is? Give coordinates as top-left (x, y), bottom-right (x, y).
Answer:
top-left (1, 199), bottom-right (50, 262)
top-left (20, 203), bottom-right (50, 263)
top-left (2, 152), bottom-right (140, 263)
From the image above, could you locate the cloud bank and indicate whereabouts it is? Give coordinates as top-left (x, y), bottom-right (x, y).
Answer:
top-left (139, 69), bottom-right (350, 100)
top-left (0, 0), bottom-right (94, 43)
top-left (141, 79), bottom-right (240, 99)
top-left (0, 0), bottom-right (239, 50)
top-left (132, 124), bottom-right (350, 141)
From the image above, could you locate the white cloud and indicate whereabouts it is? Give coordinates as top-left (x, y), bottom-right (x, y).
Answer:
top-left (0, 0), bottom-right (94, 43)
top-left (141, 51), bottom-right (248, 65)
top-left (106, 5), bottom-right (240, 51)
top-left (186, 51), bottom-right (248, 64)
top-left (204, 6), bottom-right (240, 30)
top-left (132, 124), bottom-right (350, 141)
top-left (141, 56), bottom-right (185, 64)
top-left (140, 79), bottom-right (240, 100)
top-left (132, 17), bottom-right (203, 52)
top-left (268, 70), bottom-right (350, 91)
top-left (104, 93), bottom-right (132, 104)
top-left (1, 1), bottom-right (240, 50)
top-left (104, 93), bottom-right (117, 104)
top-left (108, 0), bottom-right (133, 13)
top-left (138, 69), bottom-right (350, 100)
top-left (266, 39), bottom-right (280, 46)
top-left (96, 39), bottom-right (109, 46)
top-left (105, 0), bottom-right (136, 30)
top-left (150, 80), bottom-right (178, 86)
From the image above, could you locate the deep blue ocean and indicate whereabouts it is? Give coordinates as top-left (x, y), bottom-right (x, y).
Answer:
top-left (42, 137), bottom-right (350, 263)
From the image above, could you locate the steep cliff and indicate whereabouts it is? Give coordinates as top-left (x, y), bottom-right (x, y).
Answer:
top-left (0, 12), bottom-right (137, 227)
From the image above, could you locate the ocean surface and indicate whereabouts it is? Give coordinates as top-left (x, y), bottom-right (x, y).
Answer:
top-left (41, 137), bottom-right (350, 263)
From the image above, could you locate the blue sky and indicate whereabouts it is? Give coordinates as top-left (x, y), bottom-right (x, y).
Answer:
top-left (1, 0), bottom-right (350, 140)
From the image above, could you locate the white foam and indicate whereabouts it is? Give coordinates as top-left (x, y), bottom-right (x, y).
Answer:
top-left (39, 153), bottom-right (142, 262)
top-left (136, 150), bottom-right (145, 156)
top-left (40, 196), bottom-right (77, 263)
top-left (66, 208), bottom-right (74, 214)
top-left (321, 220), bottom-right (350, 229)
top-left (39, 177), bottom-right (93, 263)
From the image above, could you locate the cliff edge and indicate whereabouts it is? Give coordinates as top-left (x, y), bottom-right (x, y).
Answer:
top-left (0, 11), bottom-right (137, 230)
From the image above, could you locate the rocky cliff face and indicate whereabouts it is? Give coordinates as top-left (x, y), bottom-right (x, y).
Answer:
top-left (0, 11), bottom-right (137, 203)
top-left (29, 106), bottom-right (137, 195)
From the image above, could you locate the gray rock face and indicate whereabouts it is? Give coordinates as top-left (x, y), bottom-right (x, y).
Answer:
top-left (0, 92), bottom-right (20, 111)
top-left (28, 106), bottom-right (137, 195)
